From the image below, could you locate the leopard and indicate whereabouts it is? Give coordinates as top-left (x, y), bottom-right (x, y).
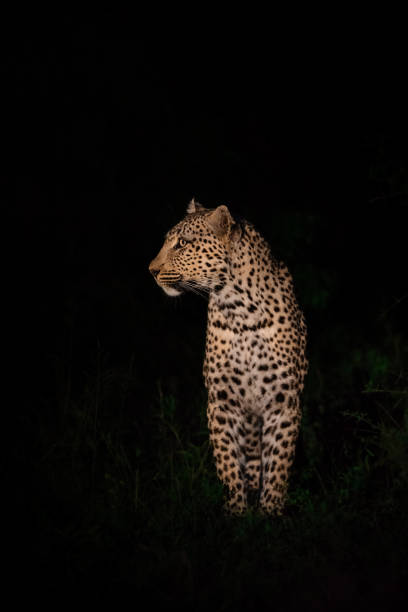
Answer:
top-left (149, 199), bottom-right (308, 515)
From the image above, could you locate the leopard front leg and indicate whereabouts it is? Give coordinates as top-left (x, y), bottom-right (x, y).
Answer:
top-left (207, 401), bottom-right (248, 515)
top-left (259, 396), bottom-right (301, 515)
top-left (242, 413), bottom-right (262, 503)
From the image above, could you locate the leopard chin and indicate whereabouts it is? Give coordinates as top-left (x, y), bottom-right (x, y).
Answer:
top-left (161, 283), bottom-right (183, 297)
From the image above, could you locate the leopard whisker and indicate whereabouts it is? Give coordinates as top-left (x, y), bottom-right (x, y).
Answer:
top-left (180, 280), bottom-right (210, 299)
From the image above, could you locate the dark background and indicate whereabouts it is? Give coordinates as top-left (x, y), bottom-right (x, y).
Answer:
top-left (5, 12), bottom-right (408, 608)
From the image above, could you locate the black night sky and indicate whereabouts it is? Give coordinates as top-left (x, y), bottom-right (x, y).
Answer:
top-left (6, 12), bottom-right (408, 608)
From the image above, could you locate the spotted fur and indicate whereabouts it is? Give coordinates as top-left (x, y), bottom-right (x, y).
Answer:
top-left (149, 199), bottom-right (308, 515)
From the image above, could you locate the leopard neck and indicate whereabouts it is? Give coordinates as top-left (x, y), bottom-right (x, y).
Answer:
top-left (209, 222), bottom-right (281, 330)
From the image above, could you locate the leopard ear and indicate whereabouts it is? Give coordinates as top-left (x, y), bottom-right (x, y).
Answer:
top-left (187, 198), bottom-right (205, 214)
top-left (206, 205), bottom-right (233, 237)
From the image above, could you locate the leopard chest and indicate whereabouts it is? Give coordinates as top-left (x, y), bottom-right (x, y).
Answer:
top-left (204, 324), bottom-right (288, 415)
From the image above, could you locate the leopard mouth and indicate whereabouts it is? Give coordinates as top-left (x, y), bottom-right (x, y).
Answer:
top-left (156, 272), bottom-right (184, 296)
top-left (157, 273), bottom-right (210, 299)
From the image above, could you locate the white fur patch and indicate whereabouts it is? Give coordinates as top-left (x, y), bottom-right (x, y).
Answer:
top-left (162, 285), bottom-right (182, 297)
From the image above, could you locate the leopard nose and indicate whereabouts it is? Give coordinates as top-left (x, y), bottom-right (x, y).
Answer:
top-left (149, 263), bottom-right (160, 279)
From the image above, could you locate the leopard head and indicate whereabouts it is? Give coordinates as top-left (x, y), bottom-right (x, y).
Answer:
top-left (149, 199), bottom-right (240, 297)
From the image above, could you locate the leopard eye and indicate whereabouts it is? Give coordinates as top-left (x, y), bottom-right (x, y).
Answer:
top-left (177, 238), bottom-right (187, 248)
